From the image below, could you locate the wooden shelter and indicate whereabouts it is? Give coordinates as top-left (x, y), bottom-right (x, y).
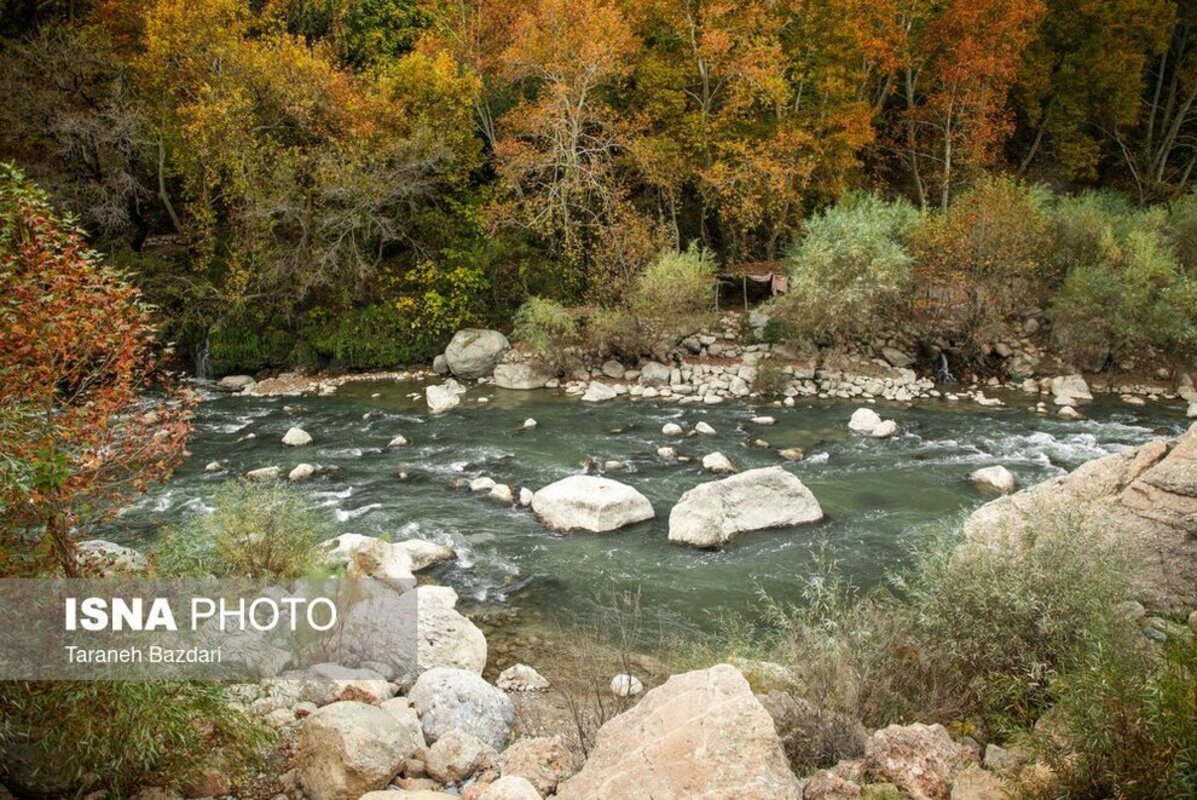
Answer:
top-left (717, 261), bottom-right (789, 310)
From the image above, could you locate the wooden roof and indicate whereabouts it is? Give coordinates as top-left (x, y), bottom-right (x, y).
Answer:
top-left (719, 260), bottom-right (785, 277)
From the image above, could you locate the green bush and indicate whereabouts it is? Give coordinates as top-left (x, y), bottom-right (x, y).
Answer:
top-left (154, 481), bottom-right (326, 580)
top-left (583, 306), bottom-right (649, 360)
top-left (312, 303), bottom-right (412, 368)
top-left (780, 191), bottom-right (919, 340)
top-left (633, 245), bottom-right (718, 329)
top-left (1051, 223), bottom-right (1197, 367)
top-left (208, 319), bottom-right (293, 375)
top-left (511, 296), bottom-right (582, 371)
top-left (1046, 629), bottom-right (1197, 799)
top-left (0, 681), bottom-right (270, 796)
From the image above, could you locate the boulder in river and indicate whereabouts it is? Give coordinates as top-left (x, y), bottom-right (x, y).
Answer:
top-left (282, 426), bottom-right (313, 446)
top-left (554, 665), bottom-right (802, 800)
top-left (668, 466), bottom-right (823, 549)
top-left (531, 475), bottom-right (655, 533)
top-left (445, 329), bottom-right (510, 380)
top-left (392, 539), bottom-right (456, 571)
top-left (964, 423), bottom-right (1197, 611)
top-left (661, 422), bottom-right (684, 436)
top-left (426, 382), bottom-right (462, 414)
top-left (695, 421), bottom-right (716, 435)
top-left (289, 463), bottom-right (316, 482)
top-left (848, 407), bottom-right (883, 434)
top-left (969, 465), bottom-right (1017, 495)
top-left (408, 667), bottom-right (515, 751)
top-left (217, 374), bottom-right (256, 392)
top-left (701, 452), bottom-right (737, 474)
top-left (494, 363), bottom-right (551, 390)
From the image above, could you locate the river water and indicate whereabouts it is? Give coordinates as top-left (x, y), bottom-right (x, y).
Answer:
top-left (114, 379), bottom-right (1188, 633)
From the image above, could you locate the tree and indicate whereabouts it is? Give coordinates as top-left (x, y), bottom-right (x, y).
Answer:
top-left (489, 0), bottom-right (649, 300)
top-left (885, 0), bottom-right (1044, 209)
top-left (1014, 0), bottom-right (1172, 182)
top-left (0, 165), bottom-right (191, 576)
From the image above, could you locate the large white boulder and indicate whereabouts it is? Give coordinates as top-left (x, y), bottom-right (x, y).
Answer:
top-left (296, 701), bottom-right (421, 800)
top-left (392, 539), bottom-right (456, 571)
top-left (668, 466), bottom-right (823, 549)
top-left (531, 475), bottom-right (655, 533)
top-left (408, 667), bottom-right (515, 751)
top-left (445, 329), bottom-right (511, 379)
top-left (848, 408), bottom-right (883, 434)
top-left (426, 382), bottom-right (463, 414)
top-left (494, 363), bottom-right (551, 390)
top-left (554, 665), bottom-right (801, 800)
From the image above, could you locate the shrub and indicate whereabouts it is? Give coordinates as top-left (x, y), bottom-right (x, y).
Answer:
top-left (751, 359), bottom-right (791, 398)
top-left (1046, 629), bottom-right (1197, 799)
top-left (632, 244), bottom-right (718, 330)
top-left (511, 296), bottom-right (582, 371)
top-left (1042, 190), bottom-right (1140, 286)
top-left (583, 306), bottom-right (650, 360)
top-left (312, 303), bottom-right (411, 368)
top-left (1051, 223), bottom-right (1197, 367)
top-left (912, 176), bottom-right (1050, 341)
top-left (1165, 190), bottom-right (1197, 272)
top-left (154, 482), bottom-right (326, 580)
top-left (0, 681), bottom-right (270, 796)
top-left (779, 191), bottom-right (919, 340)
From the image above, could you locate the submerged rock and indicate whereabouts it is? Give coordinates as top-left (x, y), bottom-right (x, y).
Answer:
top-left (555, 664), bottom-right (802, 800)
top-left (668, 467), bottom-right (823, 549)
top-left (531, 475), bottom-right (655, 533)
top-left (445, 329), bottom-right (511, 379)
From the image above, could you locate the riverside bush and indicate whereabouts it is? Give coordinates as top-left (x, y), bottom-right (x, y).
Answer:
top-left (1046, 630), bottom-right (1197, 799)
top-left (512, 296), bottom-right (582, 371)
top-left (153, 482), bottom-right (326, 580)
top-left (0, 681), bottom-right (270, 796)
top-left (633, 245), bottom-right (718, 330)
top-left (780, 191), bottom-right (919, 340)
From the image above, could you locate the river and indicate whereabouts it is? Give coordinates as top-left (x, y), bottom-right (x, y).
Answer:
top-left (113, 379), bottom-right (1187, 633)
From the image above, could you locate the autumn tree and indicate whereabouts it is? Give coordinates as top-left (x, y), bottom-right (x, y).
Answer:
top-left (885, 0), bottom-right (1044, 210)
top-left (489, 0), bottom-right (652, 300)
top-left (0, 165), bottom-right (191, 576)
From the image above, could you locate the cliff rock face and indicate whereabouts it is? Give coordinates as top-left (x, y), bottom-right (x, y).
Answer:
top-left (964, 423), bottom-right (1197, 610)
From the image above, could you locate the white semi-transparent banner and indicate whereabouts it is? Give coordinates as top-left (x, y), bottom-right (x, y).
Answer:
top-left (0, 577), bottom-right (418, 681)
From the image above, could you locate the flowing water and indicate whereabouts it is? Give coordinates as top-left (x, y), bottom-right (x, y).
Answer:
top-left (113, 379), bottom-right (1189, 632)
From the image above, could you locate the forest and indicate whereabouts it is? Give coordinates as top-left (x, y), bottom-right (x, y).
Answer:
top-left (3, 0), bottom-right (1197, 373)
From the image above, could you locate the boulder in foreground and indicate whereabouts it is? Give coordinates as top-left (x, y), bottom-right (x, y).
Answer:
top-left (668, 466), bottom-right (823, 548)
top-left (554, 664), bottom-right (801, 800)
top-left (296, 701), bottom-right (420, 800)
top-left (531, 475), bottom-right (654, 533)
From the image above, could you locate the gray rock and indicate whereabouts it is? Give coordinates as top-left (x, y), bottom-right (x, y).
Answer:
top-left (581, 382), bottom-right (617, 402)
top-left (969, 466), bottom-right (1017, 495)
top-left (848, 408), bottom-right (882, 434)
top-left (600, 360), bottom-right (626, 379)
top-left (880, 347), bottom-right (914, 368)
top-left (445, 329), bottom-right (511, 379)
top-left (426, 382), bottom-right (463, 414)
top-left (531, 475), bottom-right (655, 533)
top-left (282, 427), bottom-right (312, 446)
top-left (408, 667), bottom-right (515, 751)
top-left (1050, 374), bottom-right (1093, 402)
top-left (638, 361), bottom-right (671, 387)
top-left (494, 363), bottom-right (552, 390)
top-left (246, 465), bottom-right (282, 482)
top-left (433, 353), bottom-right (450, 375)
top-left (668, 466), bottom-right (823, 548)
